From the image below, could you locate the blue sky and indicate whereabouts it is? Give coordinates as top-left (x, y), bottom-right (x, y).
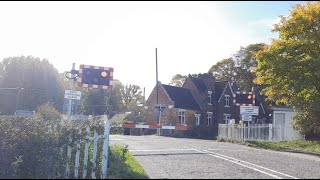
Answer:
top-left (0, 1), bottom-right (306, 97)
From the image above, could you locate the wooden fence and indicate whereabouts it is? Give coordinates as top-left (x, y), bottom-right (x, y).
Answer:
top-left (65, 115), bottom-right (110, 179)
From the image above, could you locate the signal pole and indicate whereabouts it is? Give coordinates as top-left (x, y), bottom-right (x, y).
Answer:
top-left (67, 63), bottom-right (75, 120)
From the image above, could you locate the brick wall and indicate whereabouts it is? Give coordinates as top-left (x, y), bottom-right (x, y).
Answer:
top-left (145, 82), bottom-right (198, 126)
top-left (182, 73), bottom-right (217, 126)
top-left (216, 83), bottom-right (240, 125)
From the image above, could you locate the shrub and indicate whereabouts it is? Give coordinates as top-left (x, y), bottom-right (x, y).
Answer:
top-left (0, 115), bottom-right (71, 178)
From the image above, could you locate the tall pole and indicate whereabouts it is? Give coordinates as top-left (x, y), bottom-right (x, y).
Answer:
top-left (143, 87), bottom-right (145, 105)
top-left (156, 48), bottom-right (160, 135)
top-left (156, 48), bottom-right (158, 104)
top-left (67, 63), bottom-right (75, 120)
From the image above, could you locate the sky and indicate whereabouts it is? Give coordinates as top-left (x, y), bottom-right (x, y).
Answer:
top-left (0, 1), bottom-right (305, 97)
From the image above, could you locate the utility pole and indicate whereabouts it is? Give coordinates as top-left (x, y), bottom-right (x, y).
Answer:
top-left (156, 48), bottom-right (158, 105)
top-left (155, 48), bottom-right (161, 135)
top-left (67, 63), bottom-right (75, 120)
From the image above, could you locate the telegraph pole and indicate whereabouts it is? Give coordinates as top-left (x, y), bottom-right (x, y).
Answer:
top-left (156, 48), bottom-right (158, 105)
top-left (155, 48), bottom-right (161, 135)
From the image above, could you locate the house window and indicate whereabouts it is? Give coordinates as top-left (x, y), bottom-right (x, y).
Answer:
top-left (195, 114), bottom-right (201, 126)
top-left (207, 112), bottom-right (213, 126)
top-left (225, 95), bottom-right (230, 107)
top-left (224, 114), bottom-right (231, 124)
top-left (178, 110), bottom-right (186, 125)
top-left (208, 91), bottom-right (212, 105)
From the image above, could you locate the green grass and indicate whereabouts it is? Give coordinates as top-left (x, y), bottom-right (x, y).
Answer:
top-left (107, 145), bottom-right (149, 179)
top-left (245, 140), bottom-right (320, 154)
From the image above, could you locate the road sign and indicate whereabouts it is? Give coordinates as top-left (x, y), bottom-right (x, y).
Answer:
top-left (65, 90), bottom-right (81, 100)
top-left (241, 115), bottom-right (252, 121)
top-left (154, 104), bottom-right (166, 117)
top-left (240, 106), bottom-right (259, 115)
top-left (78, 64), bottom-right (113, 89)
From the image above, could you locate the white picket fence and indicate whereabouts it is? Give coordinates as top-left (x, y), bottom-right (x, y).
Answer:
top-left (218, 124), bottom-right (272, 142)
top-left (218, 123), bottom-right (305, 142)
top-left (65, 115), bottom-right (110, 179)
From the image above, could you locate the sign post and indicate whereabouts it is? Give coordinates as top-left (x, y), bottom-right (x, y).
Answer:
top-left (67, 63), bottom-right (75, 120)
top-left (155, 104), bottom-right (166, 135)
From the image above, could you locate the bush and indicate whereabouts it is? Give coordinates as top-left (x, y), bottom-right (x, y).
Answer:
top-left (35, 102), bottom-right (62, 122)
top-left (0, 115), bottom-right (71, 178)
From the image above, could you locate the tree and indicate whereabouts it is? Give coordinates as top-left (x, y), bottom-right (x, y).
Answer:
top-left (169, 74), bottom-right (187, 87)
top-left (169, 74), bottom-right (198, 87)
top-left (208, 58), bottom-right (235, 82)
top-left (105, 79), bottom-right (123, 117)
top-left (0, 56), bottom-right (65, 114)
top-left (254, 2), bottom-right (320, 139)
top-left (208, 43), bottom-right (267, 92)
top-left (81, 89), bottom-right (107, 116)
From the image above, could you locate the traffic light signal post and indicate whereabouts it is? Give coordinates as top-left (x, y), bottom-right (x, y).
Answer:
top-left (65, 63), bottom-right (114, 120)
top-left (67, 63), bottom-right (76, 120)
top-left (233, 91), bottom-right (257, 124)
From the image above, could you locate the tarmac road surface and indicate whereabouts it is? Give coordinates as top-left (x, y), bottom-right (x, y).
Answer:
top-left (110, 135), bottom-right (320, 179)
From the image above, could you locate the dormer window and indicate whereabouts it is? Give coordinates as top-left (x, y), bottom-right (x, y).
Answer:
top-left (208, 91), bottom-right (212, 105)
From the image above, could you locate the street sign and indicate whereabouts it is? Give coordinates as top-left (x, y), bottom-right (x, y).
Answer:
top-left (154, 104), bottom-right (166, 117)
top-left (65, 90), bottom-right (81, 100)
top-left (240, 106), bottom-right (259, 115)
top-left (241, 115), bottom-right (252, 121)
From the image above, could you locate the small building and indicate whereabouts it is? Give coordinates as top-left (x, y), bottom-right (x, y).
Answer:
top-left (272, 107), bottom-right (305, 140)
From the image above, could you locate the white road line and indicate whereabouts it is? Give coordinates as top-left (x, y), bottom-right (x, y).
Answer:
top-left (207, 149), bottom-right (247, 152)
top-left (129, 149), bottom-right (195, 152)
top-left (184, 146), bottom-right (299, 179)
top-left (204, 150), bottom-right (299, 179)
top-left (189, 148), bottom-right (283, 179)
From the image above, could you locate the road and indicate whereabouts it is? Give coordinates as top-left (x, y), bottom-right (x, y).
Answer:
top-left (110, 135), bottom-right (320, 179)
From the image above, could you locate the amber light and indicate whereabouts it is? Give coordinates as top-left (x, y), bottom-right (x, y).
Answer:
top-left (101, 71), bottom-right (108, 77)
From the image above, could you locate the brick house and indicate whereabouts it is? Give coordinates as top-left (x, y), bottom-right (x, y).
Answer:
top-left (144, 73), bottom-right (269, 139)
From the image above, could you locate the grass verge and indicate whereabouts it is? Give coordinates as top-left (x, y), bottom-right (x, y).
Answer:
top-left (107, 145), bottom-right (149, 179)
top-left (245, 140), bottom-right (320, 154)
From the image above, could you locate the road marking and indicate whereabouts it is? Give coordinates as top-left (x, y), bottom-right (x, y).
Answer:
top-left (204, 150), bottom-right (299, 179)
top-left (130, 149), bottom-right (195, 152)
top-left (207, 149), bottom-right (247, 152)
top-left (184, 146), bottom-right (299, 179)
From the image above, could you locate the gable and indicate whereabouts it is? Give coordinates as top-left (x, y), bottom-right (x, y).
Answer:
top-left (190, 76), bottom-right (207, 92)
top-left (216, 81), bottom-right (229, 102)
top-left (162, 84), bottom-right (201, 111)
top-left (146, 83), bottom-right (173, 105)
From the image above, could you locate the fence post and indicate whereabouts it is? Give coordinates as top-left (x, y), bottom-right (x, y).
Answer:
top-left (83, 125), bottom-right (90, 178)
top-left (247, 123), bottom-right (250, 140)
top-left (269, 124), bottom-right (272, 141)
top-left (74, 129), bottom-right (81, 178)
top-left (101, 116), bottom-right (110, 179)
top-left (66, 134), bottom-right (72, 177)
top-left (92, 127), bottom-right (98, 179)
